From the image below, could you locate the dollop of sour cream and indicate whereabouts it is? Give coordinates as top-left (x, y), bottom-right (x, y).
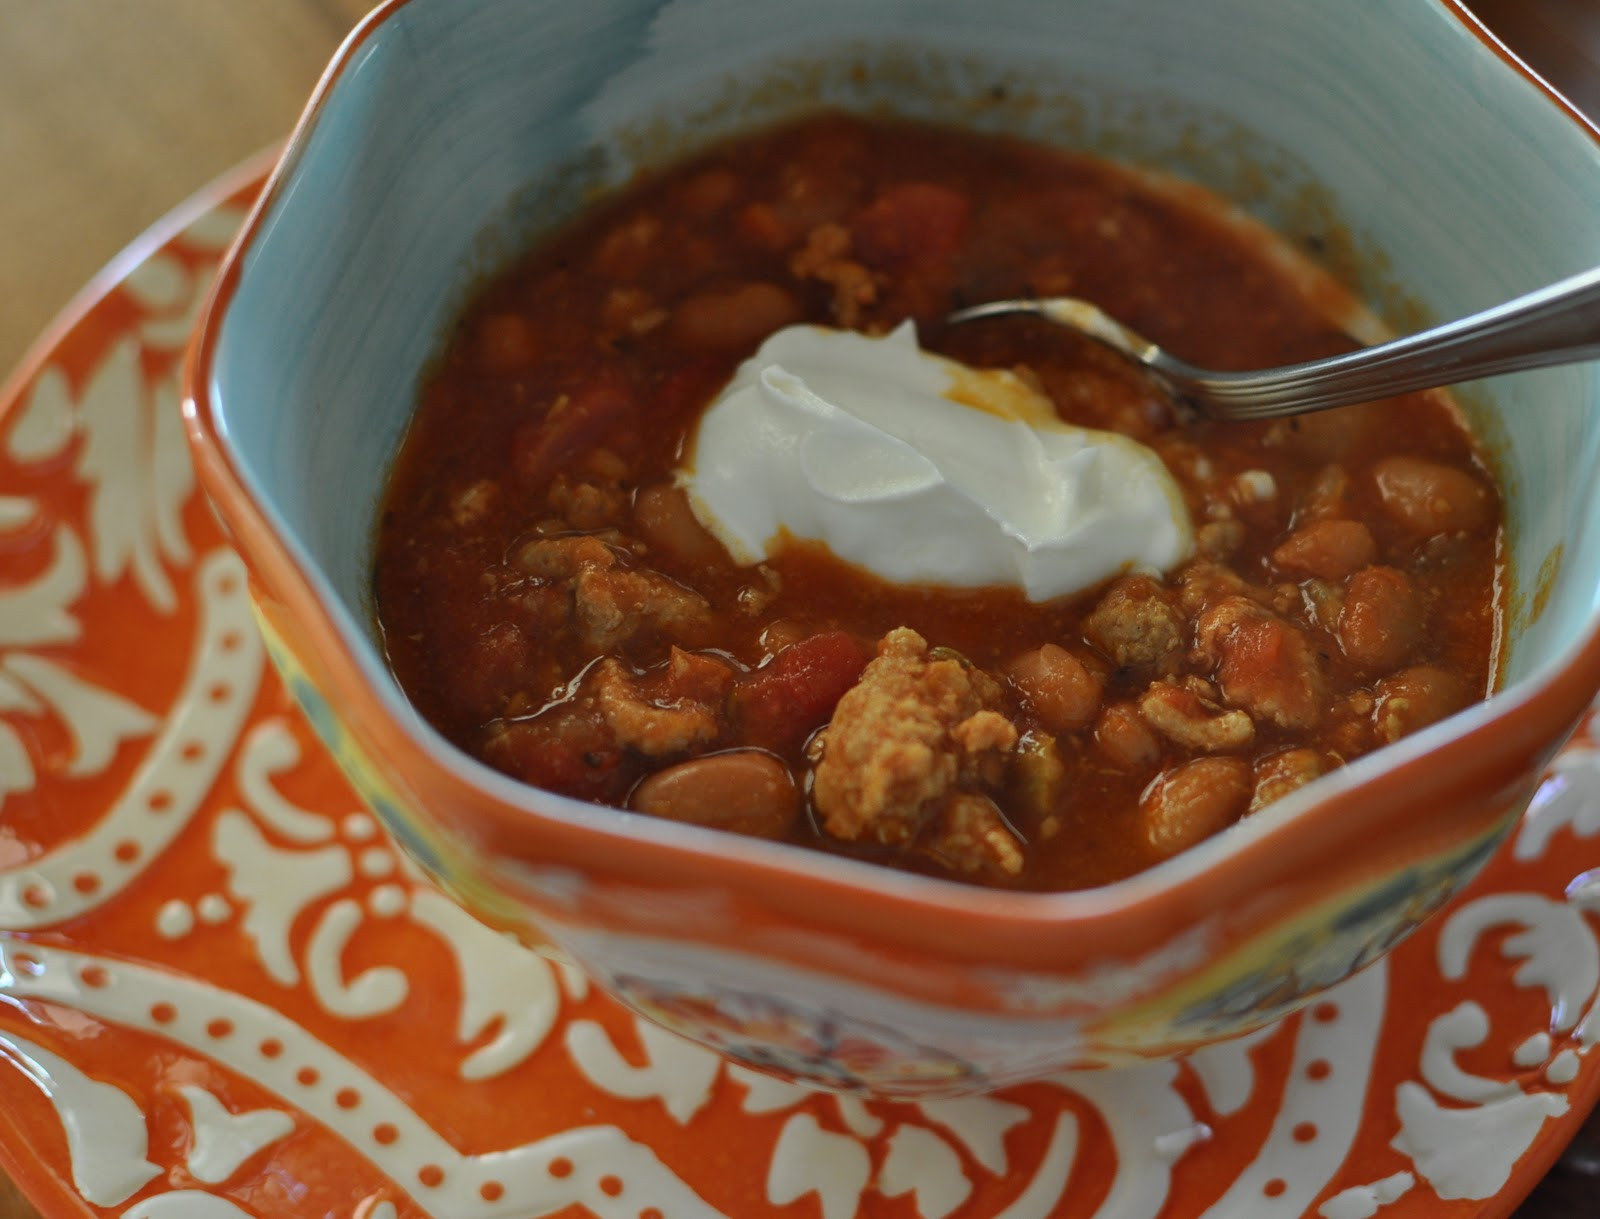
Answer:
top-left (682, 323), bottom-right (1193, 601)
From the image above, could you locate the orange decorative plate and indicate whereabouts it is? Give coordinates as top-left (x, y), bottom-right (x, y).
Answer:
top-left (2, 167), bottom-right (1598, 1219)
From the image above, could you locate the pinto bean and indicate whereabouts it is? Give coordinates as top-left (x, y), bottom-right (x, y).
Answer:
top-left (1251, 747), bottom-right (1329, 811)
top-left (1373, 666), bottom-right (1470, 744)
top-left (675, 167), bottom-right (739, 215)
top-left (1301, 463), bottom-right (1354, 522)
top-left (1338, 566), bottom-right (1425, 671)
top-left (634, 483), bottom-right (729, 566)
top-left (1271, 519), bottom-right (1377, 581)
top-left (758, 618), bottom-right (812, 658)
top-left (1084, 575), bottom-right (1185, 672)
top-left (629, 750), bottom-right (801, 839)
top-left (1373, 456), bottom-right (1493, 536)
top-left (591, 213), bottom-right (663, 278)
top-left (475, 313), bottom-right (540, 373)
top-left (672, 281), bottom-right (801, 350)
top-left (1006, 644), bottom-right (1104, 732)
top-left (736, 202), bottom-right (792, 252)
top-left (1140, 757), bottom-right (1252, 857)
top-left (1270, 402), bottom-right (1379, 460)
top-left (1094, 702), bottom-right (1161, 770)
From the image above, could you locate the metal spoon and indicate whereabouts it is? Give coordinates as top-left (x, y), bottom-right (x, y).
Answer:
top-left (946, 264), bottom-right (1600, 420)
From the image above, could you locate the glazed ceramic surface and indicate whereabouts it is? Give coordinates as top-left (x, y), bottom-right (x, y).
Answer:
top-left (6, 164), bottom-right (1600, 1219)
top-left (186, 0), bottom-right (1600, 1092)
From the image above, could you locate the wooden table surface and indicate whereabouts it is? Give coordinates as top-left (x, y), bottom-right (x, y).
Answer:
top-left (0, 0), bottom-right (374, 375)
top-left (0, 2), bottom-right (1597, 1217)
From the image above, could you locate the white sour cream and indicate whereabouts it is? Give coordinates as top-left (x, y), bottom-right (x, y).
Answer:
top-left (681, 323), bottom-right (1192, 601)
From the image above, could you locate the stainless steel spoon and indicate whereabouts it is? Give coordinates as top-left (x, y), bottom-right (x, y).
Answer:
top-left (946, 264), bottom-right (1600, 420)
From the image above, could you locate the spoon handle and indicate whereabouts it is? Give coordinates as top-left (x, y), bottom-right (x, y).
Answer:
top-left (1197, 264), bottom-right (1600, 418)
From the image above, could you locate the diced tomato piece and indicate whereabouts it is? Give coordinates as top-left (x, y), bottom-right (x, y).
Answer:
top-left (733, 631), bottom-right (871, 752)
top-left (851, 182), bottom-right (971, 269)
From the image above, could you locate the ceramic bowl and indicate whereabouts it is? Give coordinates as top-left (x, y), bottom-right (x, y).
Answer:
top-left (184, 0), bottom-right (1600, 1097)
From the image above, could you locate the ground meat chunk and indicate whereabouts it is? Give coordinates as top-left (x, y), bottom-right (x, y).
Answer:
top-left (812, 628), bottom-right (1019, 849)
top-left (449, 479), bottom-right (499, 528)
top-left (1195, 596), bottom-right (1326, 730)
top-left (547, 476), bottom-right (628, 531)
top-left (1196, 519), bottom-right (1245, 559)
top-left (513, 534), bottom-right (712, 653)
top-left (950, 709), bottom-right (1018, 756)
top-left (573, 567), bottom-right (712, 653)
top-left (514, 534), bottom-right (618, 579)
top-left (1176, 560), bottom-right (1260, 618)
top-left (1084, 575), bottom-right (1185, 672)
top-left (923, 793), bottom-right (1025, 878)
top-left (1138, 681), bottom-right (1255, 752)
top-left (790, 222), bottom-right (879, 328)
top-left (590, 651), bottom-right (730, 756)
